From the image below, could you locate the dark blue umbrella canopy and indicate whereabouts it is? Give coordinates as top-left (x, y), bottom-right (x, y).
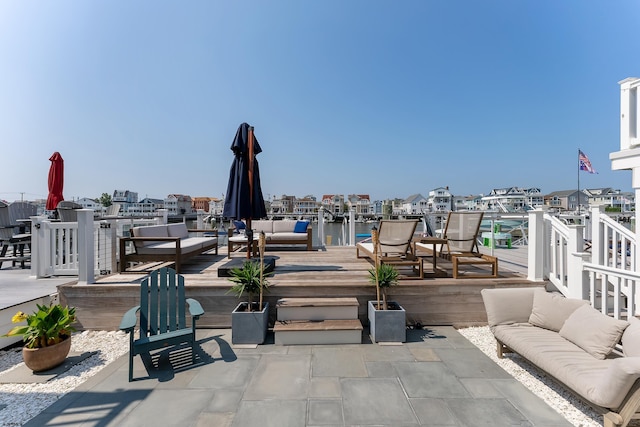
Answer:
top-left (223, 123), bottom-right (267, 221)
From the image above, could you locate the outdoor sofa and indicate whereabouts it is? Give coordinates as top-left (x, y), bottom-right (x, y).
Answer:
top-left (227, 219), bottom-right (312, 257)
top-left (119, 223), bottom-right (218, 273)
top-left (481, 287), bottom-right (640, 427)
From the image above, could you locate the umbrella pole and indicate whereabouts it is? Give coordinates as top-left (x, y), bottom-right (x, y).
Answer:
top-left (247, 126), bottom-right (255, 259)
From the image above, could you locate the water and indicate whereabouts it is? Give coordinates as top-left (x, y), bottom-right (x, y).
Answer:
top-left (314, 221), bottom-right (380, 247)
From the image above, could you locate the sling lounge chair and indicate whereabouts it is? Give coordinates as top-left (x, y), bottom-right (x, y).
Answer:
top-left (356, 219), bottom-right (422, 279)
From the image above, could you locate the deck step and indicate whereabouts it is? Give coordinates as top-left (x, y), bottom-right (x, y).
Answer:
top-left (276, 297), bottom-right (359, 321)
top-left (274, 319), bottom-right (363, 345)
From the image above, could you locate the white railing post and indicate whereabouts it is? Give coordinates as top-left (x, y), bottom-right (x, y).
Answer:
top-left (591, 205), bottom-right (604, 267)
top-left (317, 208), bottom-right (325, 249)
top-left (196, 209), bottom-right (205, 236)
top-left (566, 224), bottom-right (587, 299)
top-left (349, 208), bottom-right (355, 246)
top-left (527, 208), bottom-right (545, 282)
top-left (77, 209), bottom-right (95, 284)
top-left (30, 215), bottom-right (46, 278)
top-left (158, 209), bottom-right (168, 225)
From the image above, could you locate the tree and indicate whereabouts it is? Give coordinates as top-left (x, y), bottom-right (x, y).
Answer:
top-left (98, 193), bottom-right (112, 207)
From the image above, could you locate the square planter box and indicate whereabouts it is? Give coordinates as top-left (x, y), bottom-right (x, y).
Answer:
top-left (368, 300), bottom-right (406, 343)
top-left (232, 302), bottom-right (269, 345)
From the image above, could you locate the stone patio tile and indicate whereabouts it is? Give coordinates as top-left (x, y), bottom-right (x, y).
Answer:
top-left (435, 348), bottom-right (512, 379)
top-left (243, 354), bottom-right (310, 400)
top-left (310, 377), bottom-right (342, 398)
top-left (189, 355), bottom-right (259, 389)
top-left (308, 399), bottom-right (344, 425)
top-left (366, 361), bottom-right (397, 377)
top-left (405, 328), bottom-right (456, 349)
top-left (195, 411), bottom-right (234, 427)
top-left (362, 343), bottom-right (414, 362)
top-left (496, 380), bottom-right (574, 426)
top-left (458, 378), bottom-right (505, 398)
top-left (410, 398), bottom-right (459, 426)
top-left (408, 347), bottom-right (441, 361)
top-left (395, 361), bottom-right (471, 399)
top-left (232, 400), bottom-right (307, 427)
top-left (207, 389), bottom-right (244, 412)
top-left (117, 389), bottom-right (215, 427)
top-left (445, 398), bottom-right (531, 426)
top-left (312, 347), bottom-right (367, 378)
top-left (341, 377), bottom-right (418, 425)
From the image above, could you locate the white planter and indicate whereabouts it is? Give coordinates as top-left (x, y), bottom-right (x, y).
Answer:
top-left (368, 300), bottom-right (406, 343)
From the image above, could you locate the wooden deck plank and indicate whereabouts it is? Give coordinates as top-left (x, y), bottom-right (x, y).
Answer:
top-left (59, 245), bottom-right (544, 330)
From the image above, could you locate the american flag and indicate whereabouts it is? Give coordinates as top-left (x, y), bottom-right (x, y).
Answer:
top-left (579, 150), bottom-right (597, 174)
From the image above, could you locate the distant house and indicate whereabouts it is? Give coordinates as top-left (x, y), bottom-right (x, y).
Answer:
top-left (76, 197), bottom-right (101, 212)
top-left (192, 197), bottom-right (215, 213)
top-left (322, 194), bottom-right (345, 216)
top-left (584, 188), bottom-right (634, 210)
top-left (402, 194), bottom-right (428, 215)
top-left (165, 194), bottom-right (193, 216)
top-left (294, 195), bottom-right (318, 216)
top-left (346, 194), bottom-right (371, 215)
top-left (453, 195), bottom-right (481, 211)
top-left (427, 187), bottom-right (452, 212)
top-left (126, 198), bottom-right (164, 216)
top-left (481, 187), bottom-right (542, 212)
top-left (544, 190), bottom-right (586, 211)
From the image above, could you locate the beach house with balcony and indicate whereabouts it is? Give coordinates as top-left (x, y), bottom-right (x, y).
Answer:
top-left (401, 194), bottom-right (428, 214)
top-left (427, 187), bottom-right (453, 212)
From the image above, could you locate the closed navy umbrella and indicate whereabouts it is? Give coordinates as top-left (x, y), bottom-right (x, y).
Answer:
top-left (223, 123), bottom-right (267, 258)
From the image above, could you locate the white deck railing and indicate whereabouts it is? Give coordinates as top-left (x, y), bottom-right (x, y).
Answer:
top-left (529, 206), bottom-right (639, 318)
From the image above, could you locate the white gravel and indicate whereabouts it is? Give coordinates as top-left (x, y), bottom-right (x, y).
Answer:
top-left (0, 330), bottom-right (129, 427)
top-left (458, 326), bottom-right (606, 427)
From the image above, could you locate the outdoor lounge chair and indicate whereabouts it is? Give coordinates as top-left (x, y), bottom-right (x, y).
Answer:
top-left (56, 201), bottom-right (83, 222)
top-left (0, 201), bottom-right (32, 269)
top-left (415, 211), bottom-right (496, 278)
top-left (356, 219), bottom-right (423, 279)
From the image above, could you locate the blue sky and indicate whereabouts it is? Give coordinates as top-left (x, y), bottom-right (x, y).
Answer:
top-left (1, 1), bottom-right (639, 203)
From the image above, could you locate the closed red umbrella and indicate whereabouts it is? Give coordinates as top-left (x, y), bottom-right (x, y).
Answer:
top-left (46, 152), bottom-right (64, 211)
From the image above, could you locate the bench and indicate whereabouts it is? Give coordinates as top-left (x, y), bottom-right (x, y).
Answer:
top-left (452, 254), bottom-right (498, 279)
top-left (119, 223), bottom-right (218, 273)
top-left (228, 219), bottom-right (312, 257)
top-left (482, 287), bottom-right (640, 427)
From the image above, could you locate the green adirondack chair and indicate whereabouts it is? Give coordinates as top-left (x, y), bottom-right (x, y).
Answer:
top-left (119, 267), bottom-right (204, 381)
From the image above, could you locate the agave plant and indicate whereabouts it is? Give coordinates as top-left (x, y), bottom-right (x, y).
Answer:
top-left (3, 304), bottom-right (76, 349)
top-left (368, 263), bottom-right (399, 310)
top-left (227, 260), bottom-right (271, 312)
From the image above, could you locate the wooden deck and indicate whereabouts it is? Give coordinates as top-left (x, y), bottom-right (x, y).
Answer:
top-left (59, 245), bottom-right (543, 331)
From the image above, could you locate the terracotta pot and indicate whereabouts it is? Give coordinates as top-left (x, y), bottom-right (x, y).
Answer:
top-left (22, 337), bottom-right (72, 372)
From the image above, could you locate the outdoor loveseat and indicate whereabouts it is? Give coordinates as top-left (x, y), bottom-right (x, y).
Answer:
top-left (227, 219), bottom-right (312, 257)
top-left (481, 287), bottom-right (640, 427)
top-left (119, 223), bottom-right (218, 273)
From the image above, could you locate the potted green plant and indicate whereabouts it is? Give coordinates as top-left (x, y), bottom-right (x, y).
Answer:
top-left (227, 259), bottom-right (271, 344)
top-left (367, 263), bottom-right (406, 343)
top-left (2, 303), bottom-right (76, 372)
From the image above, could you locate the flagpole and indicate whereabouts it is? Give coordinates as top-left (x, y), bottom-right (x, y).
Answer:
top-left (577, 148), bottom-right (580, 214)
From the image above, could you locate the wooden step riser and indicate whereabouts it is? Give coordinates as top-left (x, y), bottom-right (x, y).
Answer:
top-left (277, 306), bottom-right (358, 321)
top-left (275, 329), bottom-right (362, 345)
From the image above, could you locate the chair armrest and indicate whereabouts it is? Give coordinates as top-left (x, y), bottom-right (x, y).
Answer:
top-left (119, 305), bottom-right (141, 332)
top-left (187, 298), bottom-right (204, 319)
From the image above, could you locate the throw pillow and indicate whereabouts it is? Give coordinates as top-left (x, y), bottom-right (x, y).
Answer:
top-left (559, 305), bottom-right (629, 360)
top-left (294, 220), bottom-right (309, 233)
top-left (233, 220), bottom-right (246, 234)
top-left (622, 316), bottom-right (640, 357)
top-left (528, 289), bottom-right (588, 332)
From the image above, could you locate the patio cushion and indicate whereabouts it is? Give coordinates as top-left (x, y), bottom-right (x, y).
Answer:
top-left (137, 238), bottom-right (204, 255)
top-left (132, 225), bottom-right (169, 248)
top-left (294, 220), bottom-right (310, 233)
top-left (167, 223), bottom-right (189, 239)
top-left (559, 305), bottom-right (629, 360)
top-left (272, 220), bottom-right (297, 233)
top-left (268, 232), bottom-right (308, 242)
top-left (251, 220), bottom-right (273, 234)
top-left (622, 316), bottom-right (640, 357)
top-left (481, 287), bottom-right (537, 328)
top-left (528, 289), bottom-right (589, 332)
